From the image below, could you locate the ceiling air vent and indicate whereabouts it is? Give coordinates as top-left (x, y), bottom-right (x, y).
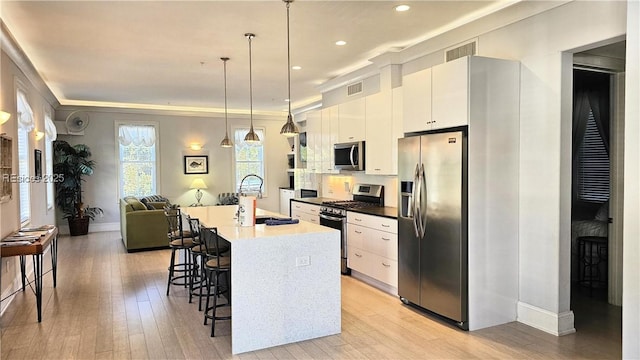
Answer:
top-left (347, 82), bottom-right (363, 96)
top-left (446, 41), bottom-right (477, 62)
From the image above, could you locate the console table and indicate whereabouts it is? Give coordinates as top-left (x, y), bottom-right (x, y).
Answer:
top-left (1, 227), bottom-right (58, 322)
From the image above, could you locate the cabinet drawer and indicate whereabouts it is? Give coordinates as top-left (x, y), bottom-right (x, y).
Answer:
top-left (291, 201), bottom-right (320, 216)
top-left (348, 247), bottom-right (397, 288)
top-left (347, 246), bottom-right (368, 274)
top-left (369, 254), bottom-right (398, 288)
top-left (347, 212), bottom-right (397, 233)
top-left (347, 224), bottom-right (366, 249)
top-left (291, 210), bottom-right (318, 224)
top-left (365, 229), bottom-right (398, 261)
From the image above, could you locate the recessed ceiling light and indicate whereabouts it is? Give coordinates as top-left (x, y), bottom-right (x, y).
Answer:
top-left (292, 65), bottom-right (302, 70)
top-left (335, 40), bottom-right (347, 46)
top-left (395, 4), bottom-right (410, 12)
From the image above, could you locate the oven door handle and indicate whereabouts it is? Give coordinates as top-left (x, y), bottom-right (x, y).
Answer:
top-left (319, 213), bottom-right (345, 222)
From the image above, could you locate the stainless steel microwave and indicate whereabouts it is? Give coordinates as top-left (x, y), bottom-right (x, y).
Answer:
top-left (333, 141), bottom-right (365, 171)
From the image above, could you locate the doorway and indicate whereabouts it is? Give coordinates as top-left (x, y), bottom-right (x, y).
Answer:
top-left (570, 40), bottom-right (624, 348)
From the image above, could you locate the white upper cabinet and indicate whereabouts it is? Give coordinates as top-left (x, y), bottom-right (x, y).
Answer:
top-left (365, 88), bottom-right (402, 175)
top-left (431, 56), bottom-right (469, 129)
top-left (321, 106), bottom-right (339, 173)
top-left (305, 110), bottom-right (322, 173)
top-left (402, 68), bottom-right (432, 134)
top-left (338, 97), bottom-right (366, 143)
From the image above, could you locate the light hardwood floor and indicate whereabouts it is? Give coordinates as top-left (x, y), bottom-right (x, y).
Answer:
top-left (1, 231), bottom-right (621, 359)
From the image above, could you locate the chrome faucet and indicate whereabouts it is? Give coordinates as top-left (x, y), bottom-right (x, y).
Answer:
top-left (239, 174), bottom-right (264, 199)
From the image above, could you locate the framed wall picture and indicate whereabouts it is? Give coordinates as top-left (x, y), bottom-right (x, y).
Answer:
top-left (34, 149), bottom-right (42, 179)
top-left (184, 155), bottom-right (209, 174)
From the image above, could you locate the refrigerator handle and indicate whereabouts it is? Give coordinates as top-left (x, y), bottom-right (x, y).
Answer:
top-left (419, 163), bottom-right (427, 239)
top-left (349, 145), bottom-right (356, 169)
top-left (414, 163), bottom-right (423, 239)
top-left (412, 164), bottom-right (420, 238)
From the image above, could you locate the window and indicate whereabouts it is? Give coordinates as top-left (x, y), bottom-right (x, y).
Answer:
top-left (577, 109), bottom-right (610, 203)
top-left (117, 124), bottom-right (158, 198)
top-left (44, 110), bottom-right (56, 210)
top-left (17, 88), bottom-right (34, 224)
top-left (234, 128), bottom-right (266, 195)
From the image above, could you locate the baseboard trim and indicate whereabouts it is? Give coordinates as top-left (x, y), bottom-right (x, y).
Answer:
top-left (350, 270), bottom-right (398, 297)
top-left (57, 222), bottom-right (120, 235)
top-left (517, 301), bottom-right (576, 336)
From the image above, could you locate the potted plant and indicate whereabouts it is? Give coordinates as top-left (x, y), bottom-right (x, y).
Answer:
top-left (53, 140), bottom-right (103, 236)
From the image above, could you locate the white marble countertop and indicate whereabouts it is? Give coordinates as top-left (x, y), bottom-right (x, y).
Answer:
top-left (182, 205), bottom-right (335, 242)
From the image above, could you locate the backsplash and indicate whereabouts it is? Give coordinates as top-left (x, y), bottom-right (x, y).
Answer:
top-left (293, 169), bottom-right (398, 208)
top-left (322, 173), bottom-right (398, 208)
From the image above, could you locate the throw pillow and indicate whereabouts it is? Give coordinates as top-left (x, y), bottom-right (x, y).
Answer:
top-left (140, 194), bottom-right (170, 204)
top-left (128, 199), bottom-right (147, 211)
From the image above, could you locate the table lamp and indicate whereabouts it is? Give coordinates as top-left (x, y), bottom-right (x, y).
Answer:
top-left (190, 178), bottom-right (208, 206)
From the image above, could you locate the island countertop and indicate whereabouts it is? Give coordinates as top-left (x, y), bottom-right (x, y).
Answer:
top-left (183, 205), bottom-right (335, 241)
top-left (181, 205), bottom-right (342, 354)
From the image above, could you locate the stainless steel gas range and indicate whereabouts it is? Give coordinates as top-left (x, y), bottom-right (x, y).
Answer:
top-left (319, 184), bottom-right (384, 275)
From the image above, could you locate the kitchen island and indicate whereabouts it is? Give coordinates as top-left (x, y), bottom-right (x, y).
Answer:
top-left (182, 205), bottom-right (341, 354)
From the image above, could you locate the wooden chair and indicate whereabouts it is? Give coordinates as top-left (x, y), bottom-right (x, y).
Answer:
top-left (164, 207), bottom-right (196, 296)
top-left (200, 226), bottom-right (231, 337)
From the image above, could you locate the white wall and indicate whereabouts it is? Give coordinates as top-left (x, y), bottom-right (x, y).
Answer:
top-left (623, 1), bottom-right (640, 357)
top-left (55, 108), bottom-right (292, 227)
top-left (0, 50), bottom-right (57, 304)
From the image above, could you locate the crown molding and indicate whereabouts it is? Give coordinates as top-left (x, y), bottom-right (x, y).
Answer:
top-left (1, 22), bottom-right (60, 108)
top-left (55, 103), bottom-right (285, 121)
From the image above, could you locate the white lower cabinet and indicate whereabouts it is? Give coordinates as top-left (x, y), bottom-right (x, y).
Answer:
top-left (347, 212), bottom-right (398, 289)
top-left (279, 188), bottom-right (295, 216)
top-left (290, 201), bottom-right (320, 225)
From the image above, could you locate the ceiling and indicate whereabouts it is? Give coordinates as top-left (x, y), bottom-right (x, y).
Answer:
top-left (1, 1), bottom-right (512, 116)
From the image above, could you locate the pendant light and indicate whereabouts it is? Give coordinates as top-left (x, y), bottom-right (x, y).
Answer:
top-left (244, 33), bottom-right (260, 143)
top-left (279, 0), bottom-right (300, 137)
top-left (219, 57), bottom-right (234, 148)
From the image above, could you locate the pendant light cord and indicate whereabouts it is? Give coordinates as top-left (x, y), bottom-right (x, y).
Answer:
top-left (286, 0), bottom-right (292, 115)
top-left (223, 57), bottom-right (229, 135)
top-left (248, 34), bottom-right (254, 128)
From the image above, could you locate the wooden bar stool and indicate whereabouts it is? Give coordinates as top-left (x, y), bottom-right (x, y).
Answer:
top-left (164, 207), bottom-right (196, 296)
top-left (201, 226), bottom-right (231, 337)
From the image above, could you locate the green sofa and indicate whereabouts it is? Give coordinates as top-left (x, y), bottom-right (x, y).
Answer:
top-left (120, 197), bottom-right (169, 252)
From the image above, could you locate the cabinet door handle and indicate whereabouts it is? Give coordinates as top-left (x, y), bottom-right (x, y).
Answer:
top-left (355, 218), bottom-right (362, 222)
top-left (355, 253), bottom-right (363, 257)
top-left (348, 136), bottom-right (354, 140)
top-left (382, 262), bottom-right (391, 267)
top-left (374, 168), bottom-right (381, 171)
top-left (354, 230), bottom-right (362, 234)
top-left (381, 224), bottom-right (390, 228)
top-left (381, 237), bottom-right (391, 241)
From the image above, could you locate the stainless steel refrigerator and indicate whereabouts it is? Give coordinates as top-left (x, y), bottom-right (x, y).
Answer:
top-left (397, 130), bottom-right (468, 329)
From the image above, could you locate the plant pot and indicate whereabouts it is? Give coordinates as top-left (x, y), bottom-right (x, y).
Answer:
top-left (68, 216), bottom-right (90, 236)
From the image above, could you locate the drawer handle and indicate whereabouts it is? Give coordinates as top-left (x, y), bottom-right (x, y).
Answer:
top-left (381, 224), bottom-right (390, 228)
top-left (381, 237), bottom-right (391, 241)
top-left (355, 253), bottom-right (363, 258)
top-left (382, 262), bottom-right (391, 267)
top-left (355, 230), bottom-right (362, 234)
top-left (355, 218), bottom-right (362, 222)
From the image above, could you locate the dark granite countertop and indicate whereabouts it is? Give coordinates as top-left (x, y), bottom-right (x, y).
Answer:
top-left (290, 197), bottom-right (335, 206)
top-left (291, 197), bottom-right (397, 219)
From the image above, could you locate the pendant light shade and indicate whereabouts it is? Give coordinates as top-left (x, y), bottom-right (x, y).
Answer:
top-left (280, 0), bottom-right (299, 137)
top-left (220, 57), bottom-right (234, 148)
top-left (244, 33), bottom-right (260, 143)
